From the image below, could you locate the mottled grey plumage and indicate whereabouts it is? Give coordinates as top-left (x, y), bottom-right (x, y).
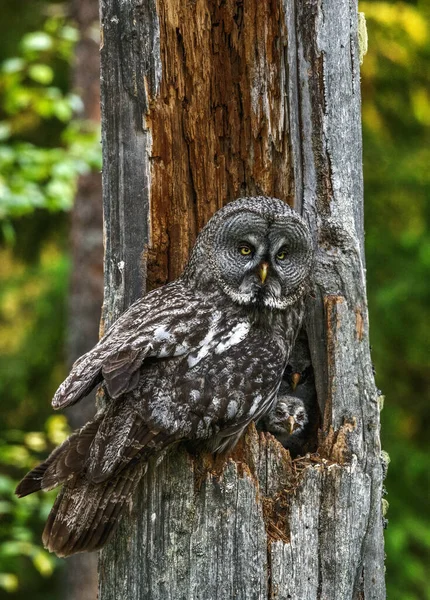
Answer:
top-left (259, 330), bottom-right (319, 457)
top-left (16, 196), bottom-right (313, 556)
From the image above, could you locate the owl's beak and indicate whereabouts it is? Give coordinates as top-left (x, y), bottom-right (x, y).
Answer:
top-left (259, 262), bottom-right (269, 284)
top-left (291, 373), bottom-right (301, 391)
top-left (285, 415), bottom-right (296, 435)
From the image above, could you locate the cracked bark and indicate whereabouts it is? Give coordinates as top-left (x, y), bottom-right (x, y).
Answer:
top-left (98, 0), bottom-right (385, 598)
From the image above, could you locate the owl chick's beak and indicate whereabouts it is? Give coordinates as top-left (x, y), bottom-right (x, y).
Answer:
top-left (291, 372), bottom-right (301, 391)
top-left (285, 415), bottom-right (296, 435)
top-left (259, 261), bottom-right (269, 284)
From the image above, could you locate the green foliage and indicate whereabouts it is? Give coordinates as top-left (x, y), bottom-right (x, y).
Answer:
top-left (0, 8), bottom-right (101, 598)
top-left (360, 1), bottom-right (430, 598)
top-left (0, 239), bottom-right (70, 431)
top-left (381, 407), bottom-right (430, 599)
top-left (0, 16), bottom-right (101, 223)
top-left (0, 416), bottom-right (69, 594)
top-left (0, 231), bottom-right (70, 597)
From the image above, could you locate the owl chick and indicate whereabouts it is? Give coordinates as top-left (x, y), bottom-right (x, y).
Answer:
top-left (16, 197), bottom-right (313, 557)
top-left (259, 330), bottom-right (319, 457)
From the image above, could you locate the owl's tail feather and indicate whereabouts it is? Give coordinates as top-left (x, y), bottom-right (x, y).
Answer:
top-left (15, 401), bottom-right (176, 556)
top-left (42, 461), bottom-right (146, 557)
top-left (15, 418), bottom-right (102, 498)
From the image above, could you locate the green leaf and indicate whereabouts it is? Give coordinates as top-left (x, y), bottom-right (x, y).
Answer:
top-left (0, 501), bottom-right (13, 514)
top-left (28, 64), bottom-right (54, 85)
top-left (0, 445), bottom-right (30, 468)
top-left (59, 25), bottom-right (79, 43)
top-left (10, 526), bottom-right (33, 542)
top-left (0, 573), bottom-right (18, 592)
top-left (46, 415), bottom-right (69, 445)
top-left (0, 123), bottom-right (11, 142)
top-left (21, 32), bottom-right (52, 53)
top-left (51, 160), bottom-right (78, 179)
top-left (0, 475), bottom-right (15, 494)
top-left (53, 99), bottom-right (73, 122)
top-left (32, 550), bottom-right (55, 577)
top-left (1, 58), bottom-right (25, 74)
top-left (24, 432), bottom-right (47, 452)
top-left (1, 540), bottom-right (33, 557)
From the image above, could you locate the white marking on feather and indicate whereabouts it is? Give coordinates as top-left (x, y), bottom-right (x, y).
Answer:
top-left (188, 345), bottom-right (210, 368)
top-left (226, 400), bottom-right (238, 419)
top-left (190, 390), bottom-right (201, 402)
top-left (157, 341), bottom-right (190, 358)
top-left (174, 341), bottom-right (190, 355)
top-left (248, 394), bottom-right (263, 417)
top-left (215, 322), bottom-right (250, 354)
top-left (187, 312), bottom-right (223, 368)
top-left (198, 311), bottom-right (223, 347)
top-left (153, 326), bottom-right (173, 342)
top-left (210, 396), bottom-right (222, 412)
top-left (157, 347), bottom-right (170, 358)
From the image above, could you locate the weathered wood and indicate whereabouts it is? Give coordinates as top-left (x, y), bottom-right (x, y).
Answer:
top-left (99, 0), bottom-right (156, 329)
top-left (99, 427), bottom-right (292, 600)
top-left (98, 0), bottom-right (385, 599)
top-left (287, 1), bottom-right (385, 596)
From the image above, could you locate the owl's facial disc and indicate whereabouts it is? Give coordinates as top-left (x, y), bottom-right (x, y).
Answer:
top-left (264, 397), bottom-right (307, 436)
top-left (212, 210), bottom-right (312, 310)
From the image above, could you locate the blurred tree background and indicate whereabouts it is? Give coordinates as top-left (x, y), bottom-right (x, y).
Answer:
top-left (0, 1), bottom-right (428, 599)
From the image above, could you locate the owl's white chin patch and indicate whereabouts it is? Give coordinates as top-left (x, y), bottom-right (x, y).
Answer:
top-left (224, 286), bottom-right (296, 310)
top-left (232, 274), bottom-right (307, 310)
top-left (224, 288), bottom-right (255, 306)
top-left (223, 274), bottom-right (307, 310)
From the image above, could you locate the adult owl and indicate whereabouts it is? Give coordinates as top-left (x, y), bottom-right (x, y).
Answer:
top-left (259, 330), bottom-right (319, 457)
top-left (16, 196), bottom-right (313, 557)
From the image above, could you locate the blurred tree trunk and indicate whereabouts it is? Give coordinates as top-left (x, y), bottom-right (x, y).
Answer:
top-left (63, 0), bottom-right (102, 598)
top-left (97, 1), bottom-right (386, 598)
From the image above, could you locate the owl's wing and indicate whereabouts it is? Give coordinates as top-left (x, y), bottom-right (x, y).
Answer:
top-left (52, 281), bottom-right (202, 410)
top-left (16, 401), bottom-right (172, 498)
top-left (15, 402), bottom-right (174, 557)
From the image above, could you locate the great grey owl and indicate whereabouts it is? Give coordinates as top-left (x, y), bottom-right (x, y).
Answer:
top-left (258, 330), bottom-right (319, 457)
top-left (16, 196), bottom-right (313, 557)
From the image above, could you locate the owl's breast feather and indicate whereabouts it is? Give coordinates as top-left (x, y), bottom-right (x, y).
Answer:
top-left (134, 301), bottom-right (295, 444)
top-left (187, 320), bottom-right (251, 368)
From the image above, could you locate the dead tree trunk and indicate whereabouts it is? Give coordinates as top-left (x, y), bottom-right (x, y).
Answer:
top-left (98, 1), bottom-right (385, 598)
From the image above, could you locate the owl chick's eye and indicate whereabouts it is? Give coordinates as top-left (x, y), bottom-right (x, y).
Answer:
top-left (276, 248), bottom-right (287, 260)
top-left (238, 243), bottom-right (254, 257)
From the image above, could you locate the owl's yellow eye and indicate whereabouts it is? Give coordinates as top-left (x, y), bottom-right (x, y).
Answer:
top-left (238, 244), bottom-right (253, 256)
top-left (276, 249), bottom-right (287, 260)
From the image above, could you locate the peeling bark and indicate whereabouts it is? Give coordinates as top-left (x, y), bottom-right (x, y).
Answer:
top-left (146, 0), bottom-right (295, 287)
top-left (98, 0), bottom-right (385, 598)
